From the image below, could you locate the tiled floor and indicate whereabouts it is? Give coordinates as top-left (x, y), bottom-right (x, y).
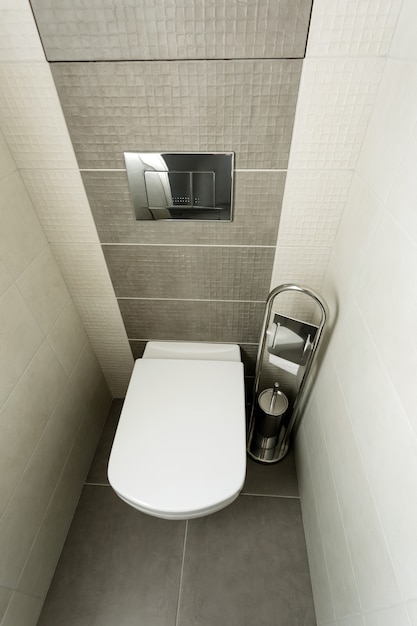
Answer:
top-left (37, 400), bottom-right (316, 626)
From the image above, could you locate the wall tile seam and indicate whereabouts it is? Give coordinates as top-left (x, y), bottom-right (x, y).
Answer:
top-left (297, 421), bottom-right (337, 622)
top-left (239, 492), bottom-right (301, 500)
top-left (327, 347), bottom-right (406, 605)
top-left (0, 361), bottom-right (79, 529)
top-left (341, 57), bottom-right (388, 178)
top-left (13, 405), bottom-right (94, 601)
top-left (0, 166), bottom-right (17, 185)
top-left (174, 520), bottom-right (188, 626)
top-left (0, 590), bottom-right (42, 626)
top-left (322, 250), bottom-right (417, 445)
top-left (45, 328), bottom-right (89, 382)
top-left (117, 297), bottom-right (267, 303)
top-left (102, 243), bottom-right (277, 248)
top-left (46, 57), bottom-right (306, 64)
top-left (68, 342), bottom-right (102, 409)
top-left (0, 285), bottom-right (46, 406)
top-left (14, 240), bottom-right (69, 293)
top-left (343, 278), bottom-right (417, 450)
top-left (303, 53), bottom-right (395, 61)
top-left (317, 602), bottom-right (417, 625)
top-left (305, 394), bottom-right (364, 618)
top-left (356, 99), bottom-right (417, 214)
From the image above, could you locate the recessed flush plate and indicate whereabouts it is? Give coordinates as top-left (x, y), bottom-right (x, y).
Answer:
top-left (124, 152), bottom-right (234, 221)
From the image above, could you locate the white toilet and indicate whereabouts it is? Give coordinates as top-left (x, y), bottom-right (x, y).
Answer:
top-left (108, 341), bottom-right (247, 520)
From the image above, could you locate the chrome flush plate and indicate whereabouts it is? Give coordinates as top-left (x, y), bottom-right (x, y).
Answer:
top-left (124, 152), bottom-right (234, 221)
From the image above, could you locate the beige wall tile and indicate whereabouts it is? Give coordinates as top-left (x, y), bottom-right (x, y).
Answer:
top-left (0, 286), bottom-right (44, 406)
top-left (0, 591), bottom-right (43, 626)
top-left (0, 259), bottom-right (13, 298)
top-left (16, 247), bottom-right (70, 335)
top-left (303, 412), bottom-right (361, 618)
top-left (357, 60), bottom-right (417, 202)
top-left (295, 425), bottom-right (335, 624)
top-left (353, 212), bottom-right (417, 431)
top-left (289, 58), bottom-right (384, 170)
top-left (333, 175), bottom-right (383, 288)
top-left (0, 380), bottom-right (86, 588)
top-left (0, 172), bottom-right (47, 279)
top-left (0, 0), bottom-right (45, 63)
top-left (47, 300), bottom-right (88, 377)
top-left (0, 586), bottom-right (13, 623)
top-left (0, 129), bottom-right (16, 180)
top-left (70, 343), bottom-right (103, 408)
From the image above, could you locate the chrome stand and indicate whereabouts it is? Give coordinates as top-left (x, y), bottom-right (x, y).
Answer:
top-left (247, 284), bottom-right (328, 463)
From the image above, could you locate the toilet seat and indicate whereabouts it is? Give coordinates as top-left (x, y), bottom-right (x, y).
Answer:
top-left (108, 343), bottom-right (246, 520)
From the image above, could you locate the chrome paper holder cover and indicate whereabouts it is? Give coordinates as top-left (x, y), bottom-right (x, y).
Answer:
top-left (267, 313), bottom-right (319, 367)
top-left (124, 152), bottom-right (234, 221)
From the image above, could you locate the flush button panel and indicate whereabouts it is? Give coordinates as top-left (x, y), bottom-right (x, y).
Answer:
top-left (124, 152), bottom-right (234, 221)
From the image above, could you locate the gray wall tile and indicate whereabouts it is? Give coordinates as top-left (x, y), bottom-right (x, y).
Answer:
top-left (119, 299), bottom-right (264, 343)
top-left (31, 0), bottom-right (312, 61)
top-left (51, 60), bottom-right (302, 169)
top-left (129, 340), bottom-right (147, 360)
top-left (82, 170), bottom-right (286, 246)
top-left (103, 245), bottom-right (274, 300)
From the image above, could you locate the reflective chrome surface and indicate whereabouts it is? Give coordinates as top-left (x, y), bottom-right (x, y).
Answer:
top-left (124, 152), bottom-right (234, 221)
top-left (248, 284), bottom-right (329, 464)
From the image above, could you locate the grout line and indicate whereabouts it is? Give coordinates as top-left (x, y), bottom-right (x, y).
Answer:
top-left (84, 482), bottom-right (111, 487)
top-left (240, 492), bottom-right (300, 499)
top-left (101, 243), bottom-right (276, 248)
top-left (51, 57), bottom-right (303, 63)
top-left (175, 520), bottom-right (188, 626)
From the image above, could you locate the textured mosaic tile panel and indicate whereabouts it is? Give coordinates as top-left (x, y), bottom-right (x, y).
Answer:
top-left (119, 299), bottom-right (264, 343)
top-left (307, 0), bottom-right (402, 57)
top-left (22, 169), bottom-right (99, 244)
top-left (103, 245), bottom-right (274, 300)
top-left (82, 170), bottom-right (286, 246)
top-left (0, 0), bottom-right (45, 62)
top-left (277, 170), bottom-right (353, 247)
top-left (30, 0), bottom-right (312, 61)
top-left (51, 60), bottom-right (302, 169)
top-left (0, 63), bottom-right (78, 170)
top-left (289, 58), bottom-right (385, 170)
top-left (270, 246), bottom-right (331, 293)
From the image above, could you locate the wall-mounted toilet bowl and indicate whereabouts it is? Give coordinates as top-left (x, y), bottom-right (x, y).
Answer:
top-left (108, 342), bottom-right (247, 520)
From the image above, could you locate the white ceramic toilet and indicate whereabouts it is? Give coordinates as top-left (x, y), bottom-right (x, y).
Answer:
top-left (108, 341), bottom-right (247, 520)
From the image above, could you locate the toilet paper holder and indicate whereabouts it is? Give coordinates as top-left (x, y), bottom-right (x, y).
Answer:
top-left (247, 283), bottom-right (328, 464)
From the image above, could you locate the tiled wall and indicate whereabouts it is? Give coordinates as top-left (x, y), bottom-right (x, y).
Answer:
top-left (0, 126), bottom-right (112, 625)
top-left (0, 1), bottom-right (134, 398)
top-left (278, 0), bottom-right (417, 624)
top-left (28, 0), bottom-right (313, 379)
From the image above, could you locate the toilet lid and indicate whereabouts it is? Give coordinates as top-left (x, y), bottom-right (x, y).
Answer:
top-left (108, 358), bottom-right (246, 518)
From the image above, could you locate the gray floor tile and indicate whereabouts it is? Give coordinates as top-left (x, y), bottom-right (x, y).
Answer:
top-left (178, 495), bottom-right (315, 626)
top-left (242, 449), bottom-right (299, 497)
top-left (37, 487), bottom-right (185, 626)
top-left (85, 399), bottom-right (123, 485)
